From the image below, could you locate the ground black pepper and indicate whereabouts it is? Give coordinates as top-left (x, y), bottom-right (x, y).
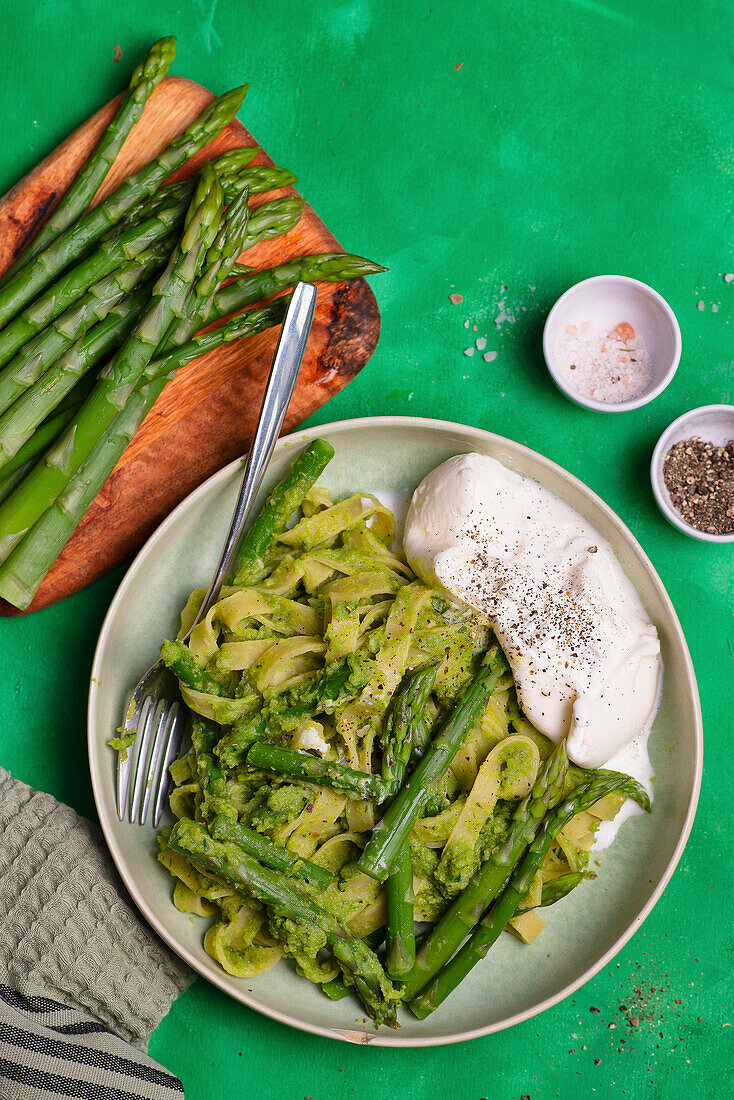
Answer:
top-left (662, 436), bottom-right (734, 535)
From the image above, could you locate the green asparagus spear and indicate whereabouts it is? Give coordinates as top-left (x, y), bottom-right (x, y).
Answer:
top-left (167, 187), bottom-right (251, 344)
top-left (141, 299), bottom-right (289, 381)
top-left (160, 640), bottom-right (228, 696)
top-left (0, 284), bottom-right (151, 468)
top-left (0, 199), bottom-right (304, 469)
top-left (358, 647), bottom-right (511, 883)
top-left (247, 742), bottom-right (391, 802)
top-left (0, 249), bottom-right (382, 585)
top-left (188, 713), bottom-right (233, 816)
top-left (130, 155), bottom-right (287, 223)
top-left (0, 203), bottom-right (184, 373)
top-left (210, 815), bottom-right (334, 891)
top-left (539, 871), bottom-right (587, 907)
top-left (211, 252), bottom-right (388, 323)
top-left (385, 844), bottom-right (415, 981)
top-left (2, 37), bottom-right (177, 282)
top-left (0, 167), bottom-right (223, 603)
top-left (0, 463), bottom-right (32, 507)
top-left (409, 770), bottom-right (650, 1017)
top-left (0, 402), bottom-right (83, 489)
top-left (0, 85), bottom-right (246, 330)
top-left (382, 663), bottom-right (438, 795)
top-left (232, 438), bottom-right (335, 585)
top-left (168, 817), bottom-right (400, 1027)
top-left (0, 243), bottom-right (169, 429)
top-left (0, 178), bottom-right (257, 606)
top-left (402, 740), bottom-right (569, 1000)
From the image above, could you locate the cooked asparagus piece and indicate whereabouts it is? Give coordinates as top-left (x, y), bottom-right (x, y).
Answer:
top-left (210, 815), bottom-right (334, 891)
top-left (409, 770), bottom-right (651, 1018)
top-left (382, 663), bottom-right (438, 796)
top-left (247, 742), bottom-right (391, 802)
top-left (358, 647), bottom-right (511, 882)
top-left (2, 38), bottom-right (176, 286)
top-left (232, 438), bottom-right (335, 585)
top-left (160, 639), bottom-right (228, 696)
top-left (0, 85), bottom-right (247, 330)
top-left (385, 844), bottom-right (415, 981)
top-left (168, 817), bottom-right (400, 1027)
top-left (402, 741), bottom-right (569, 1000)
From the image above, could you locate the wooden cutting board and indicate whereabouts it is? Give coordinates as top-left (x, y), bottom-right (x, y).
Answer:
top-left (0, 75), bottom-right (380, 614)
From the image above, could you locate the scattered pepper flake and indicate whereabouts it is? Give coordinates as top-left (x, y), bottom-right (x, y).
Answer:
top-left (454, 62), bottom-right (464, 70)
top-left (449, 293), bottom-right (463, 304)
top-left (113, 44), bottom-right (123, 62)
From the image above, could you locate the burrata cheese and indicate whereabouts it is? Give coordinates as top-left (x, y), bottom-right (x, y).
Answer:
top-left (403, 452), bottom-right (661, 769)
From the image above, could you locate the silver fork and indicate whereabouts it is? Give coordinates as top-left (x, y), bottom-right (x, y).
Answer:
top-left (116, 281), bottom-right (318, 826)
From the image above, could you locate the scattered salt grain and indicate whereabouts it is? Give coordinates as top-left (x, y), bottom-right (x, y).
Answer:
top-left (724, 274), bottom-right (734, 283)
top-left (556, 320), bottom-right (653, 404)
top-left (464, 347), bottom-right (475, 357)
top-left (476, 336), bottom-right (487, 350)
top-left (483, 351), bottom-right (497, 363)
top-left (463, 319), bottom-right (470, 329)
top-left (697, 300), bottom-right (705, 311)
top-left (712, 304), bottom-right (720, 313)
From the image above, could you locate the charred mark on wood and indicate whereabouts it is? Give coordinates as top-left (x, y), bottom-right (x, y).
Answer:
top-left (9, 191), bottom-right (58, 259)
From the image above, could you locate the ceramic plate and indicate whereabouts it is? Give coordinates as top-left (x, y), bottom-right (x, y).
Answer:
top-left (89, 416), bottom-right (702, 1046)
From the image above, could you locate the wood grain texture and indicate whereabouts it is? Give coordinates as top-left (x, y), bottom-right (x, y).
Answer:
top-left (0, 75), bottom-right (380, 613)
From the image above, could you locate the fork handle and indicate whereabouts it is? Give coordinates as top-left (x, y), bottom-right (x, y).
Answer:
top-left (184, 282), bottom-right (317, 635)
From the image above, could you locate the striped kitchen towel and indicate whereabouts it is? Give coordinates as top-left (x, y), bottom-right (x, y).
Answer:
top-left (0, 987), bottom-right (183, 1099)
top-left (0, 768), bottom-right (194, 1099)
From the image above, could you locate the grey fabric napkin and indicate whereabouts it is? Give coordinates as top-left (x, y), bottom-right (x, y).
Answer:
top-left (0, 767), bottom-right (194, 1099)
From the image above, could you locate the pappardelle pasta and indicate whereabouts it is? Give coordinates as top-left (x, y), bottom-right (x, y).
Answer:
top-left (122, 439), bottom-right (650, 1028)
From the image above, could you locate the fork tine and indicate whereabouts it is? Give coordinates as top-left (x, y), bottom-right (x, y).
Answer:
top-left (152, 704), bottom-right (187, 829)
top-left (141, 700), bottom-right (179, 826)
top-left (130, 698), bottom-right (166, 824)
top-left (117, 695), bottom-right (150, 821)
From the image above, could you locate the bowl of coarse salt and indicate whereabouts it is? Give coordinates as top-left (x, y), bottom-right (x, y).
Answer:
top-left (542, 275), bottom-right (681, 412)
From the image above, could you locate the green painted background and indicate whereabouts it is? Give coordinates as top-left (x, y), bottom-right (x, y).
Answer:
top-left (0, 1), bottom-right (732, 1097)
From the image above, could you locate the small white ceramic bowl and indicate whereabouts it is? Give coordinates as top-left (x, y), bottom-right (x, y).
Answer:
top-left (543, 275), bottom-right (681, 412)
top-left (651, 403), bottom-right (734, 543)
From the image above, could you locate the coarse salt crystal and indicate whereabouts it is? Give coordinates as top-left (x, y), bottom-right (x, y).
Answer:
top-left (724, 274), bottom-right (734, 283)
top-left (697, 300), bottom-right (705, 311)
top-left (483, 350), bottom-right (497, 362)
top-left (556, 320), bottom-right (653, 404)
top-left (464, 347), bottom-right (475, 357)
top-left (476, 336), bottom-right (487, 350)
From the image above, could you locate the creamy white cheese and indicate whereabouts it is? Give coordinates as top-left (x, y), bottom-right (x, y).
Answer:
top-left (403, 452), bottom-right (661, 769)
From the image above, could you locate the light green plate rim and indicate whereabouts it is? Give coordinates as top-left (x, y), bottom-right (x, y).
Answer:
top-left (88, 415), bottom-right (702, 1047)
